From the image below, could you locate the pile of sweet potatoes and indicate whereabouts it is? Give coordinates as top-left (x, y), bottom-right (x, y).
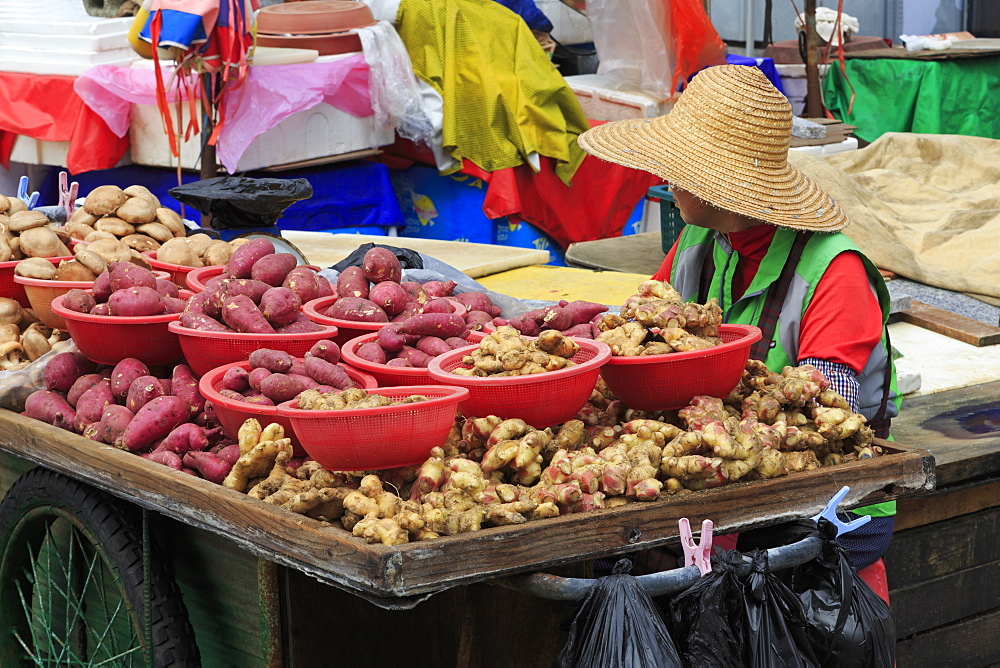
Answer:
top-left (491, 299), bottom-right (608, 338)
top-left (320, 247), bottom-right (501, 331)
top-left (59, 262), bottom-right (187, 317)
top-left (355, 312), bottom-right (479, 368)
top-left (180, 238), bottom-right (331, 334)
top-left (22, 352), bottom-right (239, 483)
top-left (216, 342), bottom-right (360, 406)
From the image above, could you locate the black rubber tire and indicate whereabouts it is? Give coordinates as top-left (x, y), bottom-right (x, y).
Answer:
top-left (0, 468), bottom-right (200, 667)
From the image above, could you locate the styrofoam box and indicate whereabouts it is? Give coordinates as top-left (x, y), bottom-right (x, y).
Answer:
top-left (776, 63), bottom-right (831, 116)
top-left (128, 56), bottom-right (393, 172)
top-left (789, 137), bottom-right (859, 157)
top-left (564, 74), bottom-right (673, 121)
top-left (535, 0), bottom-right (593, 45)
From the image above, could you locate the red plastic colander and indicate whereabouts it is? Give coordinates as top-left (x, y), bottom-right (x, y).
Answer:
top-left (50, 289), bottom-right (195, 366)
top-left (198, 359), bottom-right (378, 457)
top-left (276, 385), bottom-right (470, 470)
top-left (184, 265), bottom-right (228, 293)
top-left (168, 321), bottom-right (341, 377)
top-left (301, 296), bottom-right (387, 348)
top-left (340, 330), bottom-right (488, 387)
top-left (598, 323), bottom-right (762, 411)
top-left (426, 338), bottom-right (612, 428)
top-left (0, 257), bottom-right (73, 308)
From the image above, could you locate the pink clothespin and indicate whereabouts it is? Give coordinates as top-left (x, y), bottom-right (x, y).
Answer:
top-left (57, 171), bottom-right (79, 217)
top-left (679, 517), bottom-right (714, 576)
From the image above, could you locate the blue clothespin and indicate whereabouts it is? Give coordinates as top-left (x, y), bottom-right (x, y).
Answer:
top-left (812, 486), bottom-right (871, 536)
top-left (16, 176), bottom-right (39, 210)
top-left (679, 517), bottom-right (714, 576)
top-left (57, 171), bottom-right (79, 216)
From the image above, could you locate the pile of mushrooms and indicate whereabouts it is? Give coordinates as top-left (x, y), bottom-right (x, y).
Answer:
top-left (0, 298), bottom-right (63, 371)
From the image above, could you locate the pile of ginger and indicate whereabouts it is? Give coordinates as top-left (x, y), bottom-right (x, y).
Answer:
top-left (222, 358), bottom-right (880, 546)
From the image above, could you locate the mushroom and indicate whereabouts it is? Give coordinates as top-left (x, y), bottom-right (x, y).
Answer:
top-left (0, 341), bottom-right (28, 370)
top-left (82, 185), bottom-right (127, 216)
top-left (0, 237), bottom-right (11, 263)
top-left (68, 207), bottom-right (99, 227)
top-left (154, 207), bottom-right (186, 237)
top-left (123, 184), bottom-right (161, 209)
top-left (0, 323), bottom-right (20, 344)
top-left (75, 248), bottom-right (107, 276)
top-left (94, 217), bottom-right (135, 237)
top-left (8, 210), bottom-right (49, 233)
top-left (120, 234), bottom-right (160, 253)
top-left (0, 298), bottom-right (24, 326)
top-left (0, 194), bottom-right (9, 214)
top-left (14, 257), bottom-right (57, 280)
top-left (18, 226), bottom-right (62, 258)
top-left (20, 323), bottom-right (52, 361)
top-left (53, 260), bottom-right (97, 282)
top-left (116, 197), bottom-right (157, 226)
top-left (136, 222), bottom-right (173, 244)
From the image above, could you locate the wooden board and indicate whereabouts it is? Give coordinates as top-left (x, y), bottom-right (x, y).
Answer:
top-left (898, 300), bottom-right (1000, 346)
top-left (0, 410), bottom-right (933, 601)
top-left (895, 606), bottom-right (1000, 667)
top-left (564, 232), bottom-right (666, 275)
top-left (281, 232), bottom-right (550, 278)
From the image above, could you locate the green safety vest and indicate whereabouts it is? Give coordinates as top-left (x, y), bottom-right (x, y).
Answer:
top-left (670, 225), bottom-right (899, 517)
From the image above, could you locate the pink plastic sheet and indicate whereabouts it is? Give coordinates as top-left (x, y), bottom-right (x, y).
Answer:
top-left (74, 56), bottom-right (373, 173)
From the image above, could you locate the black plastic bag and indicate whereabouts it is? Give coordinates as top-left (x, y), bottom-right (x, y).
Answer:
top-left (557, 560), bottom-right (682, 668)
top-left (328, 242), bottom-right (424, 273)
top-left (668, 548), bottom-right (744, 668)
top-left (791, 520), bottom-right (895, 667)
top-left (168, 176), bottom-right (313, 229)
top-left (741, 550), bottom-right (820, 667)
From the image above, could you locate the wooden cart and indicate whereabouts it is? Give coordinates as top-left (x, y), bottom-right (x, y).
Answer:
top-left (0, 409), bottom-right (933, 666)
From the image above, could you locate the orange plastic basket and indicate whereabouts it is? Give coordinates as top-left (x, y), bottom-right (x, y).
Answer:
top-left (340, 330), bottom-right (488, 387)
top-left (168, 321), bottom-right (341, 377)
top-left (199, 359), bottom-right (378, 457)
top-left (50, 289), bottom-right (194, 366)
top-left (276, 385), bottom-right (470, 470)
top-left (426, 339), bottom-right (612, 428)
top-left (0, 256), bottom-right (73, 308)
top-left (16, 268), bottom-right (169, 329)
top-left (598, 324), bottom-right (762, 411)
top-left (301, 296), bottom-right (386, 348)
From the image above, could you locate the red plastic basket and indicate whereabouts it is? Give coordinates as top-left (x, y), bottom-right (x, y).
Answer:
top-left (143, 250), bottom-right (207, 290)
top-left (199, 359), bottom-right (378, 457)
top-left (426, 338), bottom-right (612, 428)
top-left (50, 289), bottom-right (195, 366)
top-left (341, 330), bottom-right (488, 387)
top-left (276, 385), bottom-right (470, 470)
top-left (168, 320), bottom-right (341, 377)
top-left (301, 296), bottom-right (387, 348)
top-left (598, 324), bottom-right (762, 411)
top-left (0, 256), bottom-right (73, 308)
top-left (187, 262), bottom-right (322, 293)
top-left (16, 268), bottom-right (169, 329)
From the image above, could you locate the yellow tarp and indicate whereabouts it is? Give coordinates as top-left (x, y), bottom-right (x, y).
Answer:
top-left (396, 0), bottom-right (589, 185)
top-left (478, 265), bottom-right (648, 305)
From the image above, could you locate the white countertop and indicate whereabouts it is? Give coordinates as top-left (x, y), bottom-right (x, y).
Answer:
top-left (889, 321), bottom-right (1000, 397)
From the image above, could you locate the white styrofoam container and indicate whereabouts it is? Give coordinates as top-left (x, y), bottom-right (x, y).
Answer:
top-left (565, 74), bottom-right (672, 121)
top-left (535, 0), bottom-right (593, 45)
top-left (789, 137), bottom-right (859, 157)
top-left (129, 97), bottom-right (394, 172)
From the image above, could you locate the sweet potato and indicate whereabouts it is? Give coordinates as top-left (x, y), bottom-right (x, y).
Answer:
top-left (23, 390), bottom-right (77, 431)
top-left (421, 280), bottom-right (457, 298)
top-left (289, 373), bottom-right (320, 390)
top-left (109, 286), bottom-right (164, 316)
top-left (222, 366), bottom-right (250, 392)
top-left (214, 443), bottom-right (242, 465)
top-left (259, 287), bottom-right (301, 328)
top-left (360, 247), bottom-right (402, 284)
top-left (179, 312), bottom-right (231, 332)
top-left (539, 305), bottom-right (573, 332)
top-left (108, 261), bottom-right (157, 292)
top-left (248, 368), bottom-right (271, 392)
top-left (564, 300), bottom-right (608, 325)
top-left (416, 336), bottom-right (451, 358)
top-left (368, 281), bottom-right (408, 317)
top-left (219, 278), bottom-right (271, 305)
top-left (303, 356), bottom-right (354, 389)
top-left (73, 380), bottom-right (115, 433)
top-left (68, 373), bottom-right (107, 407)
top-left (241, 395), bottom-right (275, 406)
top-left (400, 282), bottom-right (429, 304)
top-left (274, 318), bottom-right (324, 334)
top-left (305, 339), bottom-right (341, 364)
top-left (259, 373), bottom-right (305, 403)
top-left (183, 290), bottom-right (220, 318)
top-left (445, 336), bottom-right (473, 350)
top-left (396, 346), bottom-right (432, 368)
top-left (182, 451), bottom-right (233, 484)
top-left (171, 363), bottom-right (205, 417)
top-left (91, 405), bottom-right (134, 445)
top-left (506, 313), bottom-right (541, 336)
top-left (282, 267), bottom-right (322, 304)
top-left (91, 303), bottom-right (112, 316)
top-left (116, 395), bottom-right (189, 452)
top-left (390, 302), bottom-right (422, 322)
top-left (354, 342), bottom-right (387, 365)
top-left (161, 296), bottom-right (187, 314)
top-left (218, 388), bottom-right (245, 401)
top-left (61, 289), bottom-right (96, 314)
top-left (44, 352), bottom-right (97, 393)
top-left (156, 279), bottom-right (180, 298)
top-left (221, 295), bottom-right (275, 334)
top-left (158, 423), bottom-right (211, 454)
top-left (376, 324), bottom-right (407, 353)
top-left (386, 358), bottom-right (413, 368)
top-left (142, 450), bottom-right (183, 470)
top-left (126, 375), bottom-right (167, 414)
top-left (316, 275), bottom-right (335, 298)
top-left (110, 358), bottom-right (151, 399)
top-left (288, 358), bottom-right (307, 376)
top-left (227, 238), bottom-right (275, 279)
top-left (453, 292), bottom-right (501, 317)
top-left (92, 271), bottom-right (114, 302)
top-left (326, 297), bottom-right (388, 323)
top-left (423, 298), bottom-right (455, 314)
top-left (464, 310), bottom-right (493, 330)
top-left (336, 266), bottom-right (369, 300)
top-left (248, 349), bottom-right (293, 373)
top-left (250, 253), bottom-right (297, 286)
top-left (401, 313), bottom-right (466, 338)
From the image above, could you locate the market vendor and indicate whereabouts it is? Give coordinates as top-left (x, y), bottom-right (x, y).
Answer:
top-left (578, 64), bottom-right (900, 570)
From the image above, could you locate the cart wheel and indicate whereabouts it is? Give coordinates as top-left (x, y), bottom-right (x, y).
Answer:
top-left (0, 468), bottom-right (200, 667)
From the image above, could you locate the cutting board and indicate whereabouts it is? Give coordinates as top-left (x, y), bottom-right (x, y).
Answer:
top-left (281, 232), bottom-right (551, 278)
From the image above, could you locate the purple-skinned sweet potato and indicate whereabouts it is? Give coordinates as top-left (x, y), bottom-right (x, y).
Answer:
top-left (116, 395), bottom-right (189, 452)
top-left (250, 253), bottom-right (297, 287)
top-left (182, 451), bottom-right (233, 484)
top-left (109, 286), bottom-right (163, 317)
top-left (222, 366), bottom-right (250, 392)
top-left (142, 450), bottom-right (182, 470)
top-left (92, 271), bottom-right (113, 302)
top-left (61, 289), bottom-right (96, 314)
top-left (126, 375), bottom-right (167, 414)
top-left (110, 358), bottom-right (150, 399)
top-left (336, 266), bottom-right (369, 300)
top-left (452, 292), bottom-right (502, 317)
top-left (368, 281), bottom-right (408, 317)
top-left (415, 336), bottom-right (451, 358)
top-left (259, 287), bottom-right (301, 328)
top-left (422, 298), bottom-right (455, 314)
top-left (464, 310), bottom-right (493, 330)
top-left (376, 324), bottom-right (407, 354)
top-left (221, 295), bottom-right (275, 334)
top-left (288, 358), bottom-right (307, 376)
top-left (326, 297), bottom-right (388, 323)
top-left (161, 296), bottom-right (187, 314)
top-left (155, 279), bottom-right (180, 298)
top-left (73, 380), bottom-right (115, 433)
top-left (354, 342), bottom-right (387, 365)
top-left (400, 282), bottom-right (429, 304)
top-left (171, 363), bottom-right (205, 417)
top-left (396, 345), bottom-right (432, 368)
top-left (179, 312), bottom-right (231, 332)
top-left (248, 368), bottom-right (271, 392)
top-left (385, 358), bottom-right (413, 368)
top-left (23, 390), bottom-right (76, 432)
top-left (288, 373), bottom-right (320, 390)
top-left (421, 280), bottom-right (457, 298)
top-left (89, 404), bottom-right (134, 445)
top-left (305, 339), bottom-right (341, 364)
top-left (274, 318), bottom-right (324, 334)
top-left (44, 352), bottom-right (97, 393)
top-left (316, 275), bottom-right (335, 298)
top-left (303, 357), bottom-right (353, 389)
top-left (248, 349), bottom-right (293, 373)
top-left (390, 301), bottom-right (422, 322)
top-left (362, 247), bottom-right (403, 284)
top-left (400, 313), bottom-right (466, 338)
top-left (227, 238), bottom-right (275, 279)
top-left (68, 373), bottom-right (108, 407)
top-left (157, 423), bottom-right (211, 454)
top-left (259, 373), bottom-right (305, 403)
top-left (214, 443), bottom-right (242, 465)
top-left (108, 262), bottom-right (157, 292)
top-left (283, 267), bottom-right (322, 304)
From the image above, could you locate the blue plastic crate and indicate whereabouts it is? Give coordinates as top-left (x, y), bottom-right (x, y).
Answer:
top-left (390, 164), bottom-right (496, 244)
top-left (494, 219), bottom-right (567, 266)
top-left (619, 194), bottom-right (648, 236)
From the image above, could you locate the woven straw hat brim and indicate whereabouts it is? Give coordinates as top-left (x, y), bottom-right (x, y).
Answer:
top-left (577, 67), bottom-right (849, 232)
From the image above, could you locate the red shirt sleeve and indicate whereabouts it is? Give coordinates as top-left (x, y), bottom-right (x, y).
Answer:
top-left (651, 236), bottom-right (681, 281)
top-left (798, 251), bottom-right (884, 374)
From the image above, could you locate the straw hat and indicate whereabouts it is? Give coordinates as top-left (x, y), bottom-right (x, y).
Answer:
top-left (578, 64), bottom-right (848, 231)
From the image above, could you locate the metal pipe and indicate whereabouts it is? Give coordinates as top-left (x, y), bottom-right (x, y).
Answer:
top-left (745, 0), bottom-right (755, 57)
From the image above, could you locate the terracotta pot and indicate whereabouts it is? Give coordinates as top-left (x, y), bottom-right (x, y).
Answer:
top-left (256, 1), bottom-right (376, 36)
